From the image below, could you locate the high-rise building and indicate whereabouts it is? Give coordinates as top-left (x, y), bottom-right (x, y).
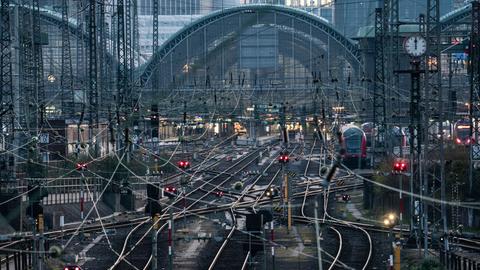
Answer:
top-left (334, 0), bottom-right (378, 37)
top-left (400, 0), bottom-right (453, 22)
top-left (241, 0), bottom-right (285, 4)
top-left (334, 0), bottom-right (455, 37)
top-left (139, 0), bottom-right (238, 15)
top-left (138, 0), bottom-right (201, 15)
top-left (285, 0), bottom-right (334, 22)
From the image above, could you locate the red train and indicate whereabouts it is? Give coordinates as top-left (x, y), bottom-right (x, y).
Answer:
top-left (340, 124), bottom-right (367, 168)
top-left (453, 119), bottom-right (473, 145)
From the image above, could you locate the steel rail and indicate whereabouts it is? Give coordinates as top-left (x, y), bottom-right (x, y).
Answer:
top-left (209, 145), bottom-right (299, 270)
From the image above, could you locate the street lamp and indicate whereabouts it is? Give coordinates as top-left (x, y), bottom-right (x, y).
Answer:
top-left (264, 185), bottom-right (278, 270)
top-left (383, 213), bottom-right (398, 270)
top-left (388, 213), bottom-right (395, 222)
top-left (47, 74), bottom-right (56, 83)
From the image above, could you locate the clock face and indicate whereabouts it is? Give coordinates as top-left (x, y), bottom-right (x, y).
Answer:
top-left (404, 36), bottom-right (427, 57)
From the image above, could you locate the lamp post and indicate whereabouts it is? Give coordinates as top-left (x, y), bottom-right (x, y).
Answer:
top-left (383, 213), bottom-right (399, 270)
top-left (265, 186), bottom-right (278, 270)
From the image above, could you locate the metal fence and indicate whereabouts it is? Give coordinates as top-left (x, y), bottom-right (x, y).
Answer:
top-left (19, 176), bottom-right (164, 206)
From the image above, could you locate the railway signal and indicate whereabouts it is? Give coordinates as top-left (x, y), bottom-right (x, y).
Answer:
top-left (341, 194), bottom-right (351, 202)
top-left (214, 191), bottom-right (224, 197)
top-left (146, 183), bottom-right (162, 217)
top-left (265, 186), bottom-right (278, 198)
top-left (164, 186), bottom-right (177, 198)
top-left (278, 152), bottom-right (289, 163)
top-left (177, 160), bottom-right (190, 169)
top-left (151, 104), bottom-right (159, 139)
top-left (63, 266), bottom-right (82, 270)
top-left (26, 185), bottom-right (46, 219)
top-left (392, 160), bottom-right (408, 174)
top-left (75, 162), bottom-right (87, 171)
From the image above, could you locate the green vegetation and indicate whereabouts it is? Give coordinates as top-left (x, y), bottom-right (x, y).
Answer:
top-left (370, 145), bottom-right (479, 227)
top-left (405, 258), bottom-right (444, 270)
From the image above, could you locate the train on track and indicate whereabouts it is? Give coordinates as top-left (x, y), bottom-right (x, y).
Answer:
top-left (453, 118), bottom-right (473, 145)
top-left (361, 123), bottom-right (408, 149)
top-left (340, 124), bottom-right (367, 169)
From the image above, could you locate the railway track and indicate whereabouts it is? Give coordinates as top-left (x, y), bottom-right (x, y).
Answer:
top-left (108, 220), bottom-right (151, 270)
top-left (297, 143), bottom-right (372, 270)
top-left (11, 136), bottom-right (477, 269)
top-left (0, 142), bottom-right (261, 270)
top-left (96, 146), bottom-right (261, 269)
top-left (304, 136), bottom-right (323, 177)
top-left (138, 144), bottom-right (278, 269)
top-left (208, 145), bottom-right (300, 270)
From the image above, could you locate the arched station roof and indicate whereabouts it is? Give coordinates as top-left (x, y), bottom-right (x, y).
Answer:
top-left (137, 4), bottom-right (362, 86)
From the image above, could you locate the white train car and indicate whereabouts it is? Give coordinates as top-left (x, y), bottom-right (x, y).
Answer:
top-left (257, 135), bottom-right (280, 146)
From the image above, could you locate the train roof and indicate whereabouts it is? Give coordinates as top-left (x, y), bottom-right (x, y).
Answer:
top-left (341, 124), bottom-right (364, 133)
top-left (455, 119), bottom-right (470, 125)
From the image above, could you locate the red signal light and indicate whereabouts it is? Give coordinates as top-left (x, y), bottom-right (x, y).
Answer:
top-left (76, 163), bottom-right (87, 171)
top-left (177, 160), bottom-right (190, 169)
top-left (278, 155), bottom-right (289, 163)
top-left (165, 186), bottom-right (176, 193)
top-left (393, 160), bottom-right (408, 173)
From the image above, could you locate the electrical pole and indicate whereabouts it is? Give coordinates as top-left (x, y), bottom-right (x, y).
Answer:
top-left (75, 0), bottom-right (85, 114)
top-left (270, 220), bottom-right (275, 270)
top-left (168, 210), bottom-right (173, 270)
top-left (60, 0), bottom-right (74, 119)
top-left (98, 0), bottom-right (106, 123)
top-left (314, 199), bottom-right (323, 270)
top-left (88, 0), bottom-right (98, 157)
top-left (382, 0), bottom-right (392, 154)
top-left (373, 8), bottom-right (387, 166)
top-left (390, 0), bottom-right (400, 117)
top-left (116, 0), bottom-right (127, 152)
top-left (261, 214), bottom-right (266, 270)
top-left (424, 0), bottom-right (446, 258)
top-left (38, 194), bottom-right (45, 270)
top-left (395, 57), bottom-right (423, 248)
top-left (125, 0), bottom-right (133, 86)
top-left (468, 1), bottom-right (480, 229)
top-left (133, 0), bottom-right (140, 67)
top-left (152, 0), bottom-right (159, 91)
top-left (32, 0), bottom-right (44, 133)
top-left (0, 0), bottom-right (15, 184)
top-left (151, 213), bottom-right (160, 270)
